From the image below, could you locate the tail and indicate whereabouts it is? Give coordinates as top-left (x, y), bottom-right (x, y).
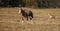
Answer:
top-left (29, 11), bottom-right (33, 18)
top-left (31, 13), bottom-right (33, 18)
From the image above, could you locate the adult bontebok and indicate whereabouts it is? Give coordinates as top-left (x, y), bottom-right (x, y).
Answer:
top-left (18, 8), bottom-right (33, 20)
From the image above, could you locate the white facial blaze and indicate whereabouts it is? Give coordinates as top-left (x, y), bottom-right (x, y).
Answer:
top-left (18, 10), bottom-right (20, 14)
top-left (18, 8), bottom-right (20, 14)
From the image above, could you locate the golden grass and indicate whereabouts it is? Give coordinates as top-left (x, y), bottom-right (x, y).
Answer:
top-left (0, 8), bottom-right (60, 31)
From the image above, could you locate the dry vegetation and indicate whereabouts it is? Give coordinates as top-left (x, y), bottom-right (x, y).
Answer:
top-left (0, 8), bottom-right (60, 31)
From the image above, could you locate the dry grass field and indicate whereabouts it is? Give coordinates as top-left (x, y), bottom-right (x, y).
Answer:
top-left (0, 7), bottom-right (60, 31)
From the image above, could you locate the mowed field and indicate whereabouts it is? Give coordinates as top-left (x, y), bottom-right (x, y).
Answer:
top-left (0, 8), bottom-right (60, 31)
